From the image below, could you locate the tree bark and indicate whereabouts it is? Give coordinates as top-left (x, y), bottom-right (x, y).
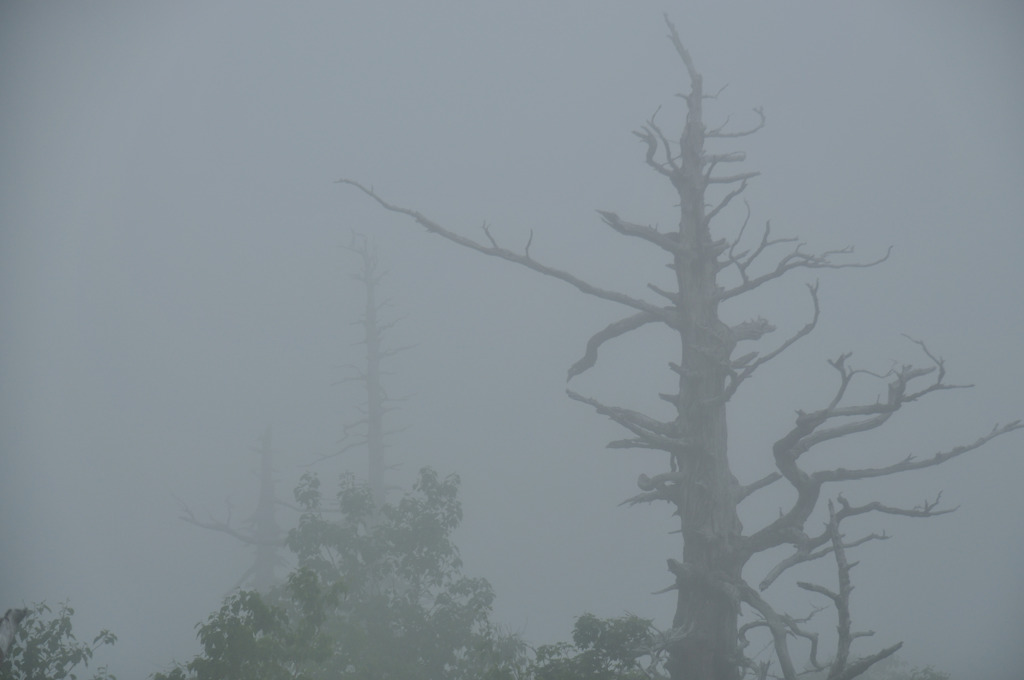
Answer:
top-left (638, 22), bottom-right (745, 679)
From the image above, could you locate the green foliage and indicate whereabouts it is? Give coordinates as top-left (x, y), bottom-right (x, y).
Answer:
top-left (799, 654), bottom-right (951, 680)
top-left (530, 613), bottom-right (659, 680)
top-left (0, 602), bottom-right (116, 680)
top-left (158, 468), bottom-right (523, 680)
top-left (526, 616), bottom-right (954, 680)
top-left (152, 569), bottom-right (340, 680)
top-left (906, 669), bottom-right (950, 680)
top-left (287, 468), bottom-right (501, 679)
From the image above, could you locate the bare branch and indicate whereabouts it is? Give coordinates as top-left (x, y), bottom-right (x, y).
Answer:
top-left (755, 489), bottom-right (954, 593)
top-left (718, 244), bottom-right (891, 302)
top-left (567, 388), bottom-right (691, 453)
top-left (634, 123), bottom-right (674, 178)
top-left (833, 491), bottom-right (957, 519)
top-left (653, 119), bottom-right (682, 173)
top-left (663, 14), bottom-right (701, 96)
top-left (706, 106), bottom-right (766, 138)
top-left (704, 83), bottom-right (729, 100)
top-left (568, 311), bottom-right (660, 380)
top-left (621, 489), bottom-right (670, 507)
top-left (707, 171), bottom-right (760, 185)
top-left (794, 500), bottom-right (904, 680)
top-left (597, 210), bottom-right (681, 253)
top-left (760, 530), bottom-right (887, 592)
top-left (721, 202), bottom-right (753, 265)
top-left (338, 180), bottom-right (665, 316)
top-left (723, 283), bottom-right (821, 401)
top-left (814, 420), bottom-right (1022, 484)
top-left (738, 584), bottom-right (800, 680)
top-left (776, 342), bottom-right (973, 465)
top-left (721, 219), bottom-right (799, 283)
top-left (482, 222), bottom-right (499, 248)
top-left (177, 500), bottom-right (286, 547)
top-left (736, 472), bottom-right (781, 503)
top-left (832, 643), bottom-right (903, 680)
top-left (704, 179), bottom-right (750, 227)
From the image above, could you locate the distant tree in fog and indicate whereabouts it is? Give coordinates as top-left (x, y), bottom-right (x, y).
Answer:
top-left (339, 15), bottom-right (1019, 680)
top-left (154, 469), bottom-right (524, 680)
top-left (178, 426), bottom-right (288, 593)
top-left (176, 237), bottom-right (405, 590)
top-left (321, 234), bottom-right (410, 508)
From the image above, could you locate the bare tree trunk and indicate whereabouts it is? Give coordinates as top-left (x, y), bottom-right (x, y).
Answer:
top-left (660, 69), bottom-right (744, 676)
top-left (354, 240), bottom-right (388, 509)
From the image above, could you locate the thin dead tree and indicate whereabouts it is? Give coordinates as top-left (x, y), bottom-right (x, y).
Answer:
top-left (179, 240), bottom-right (406, 588)
top-left (338, 17), bottom-right (1019, 680)
top-left (344, 235), bottom-right (408, 508)
top-left (310, 234), bottom-right (408, 509)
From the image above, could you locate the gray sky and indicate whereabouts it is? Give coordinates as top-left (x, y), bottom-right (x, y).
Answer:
top-left (2, 2), bottom-right (1022, 678)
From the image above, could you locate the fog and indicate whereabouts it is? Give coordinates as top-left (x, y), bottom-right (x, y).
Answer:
top-left (2, 2), bottom-right (1022, 678)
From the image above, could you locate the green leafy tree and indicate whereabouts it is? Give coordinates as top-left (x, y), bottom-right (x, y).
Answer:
top-left (152, 569), bottom-right (340, 680)
top-left (531, 613), bottom-right (661, 680)
top-left (157, 468), bottom-right (522, 680)
top-left (287, 467), bottom-right (511, 679)
top-left (0, 602), bottom-right (116, 680)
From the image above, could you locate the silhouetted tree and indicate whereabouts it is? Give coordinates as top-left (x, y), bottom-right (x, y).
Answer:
top-left (339, 16), bottom-right (1019, 680)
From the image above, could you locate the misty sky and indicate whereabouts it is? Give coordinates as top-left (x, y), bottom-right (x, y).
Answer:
top-left (2, 3), bottom-right (1023, 679)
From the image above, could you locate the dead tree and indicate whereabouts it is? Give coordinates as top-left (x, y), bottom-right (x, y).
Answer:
top-left (339, 236), bottom-right (408, 507)
top-left (305, 234), bottom-right (408, 508)
top-left (179, 426), bottom-right (287, 592)
top-left (179, 240), bottom-right (405, 587)
top-left (338, 17), bottom-right (1019, 680)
